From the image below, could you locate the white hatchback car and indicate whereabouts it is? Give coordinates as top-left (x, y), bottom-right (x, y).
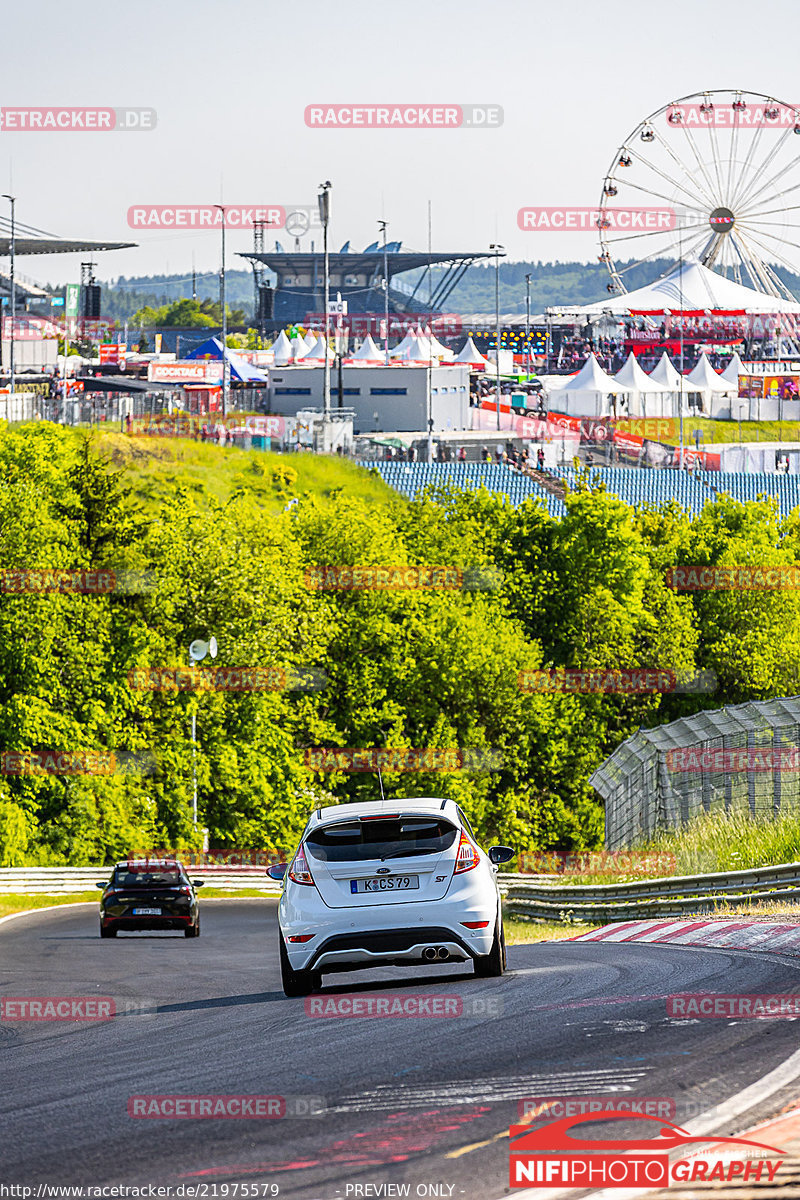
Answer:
top-left (268, 797), bottom-right (515, 997)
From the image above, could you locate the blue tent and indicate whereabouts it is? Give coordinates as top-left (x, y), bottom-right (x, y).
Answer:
top-left (184, 336), bottom-right (268, 383)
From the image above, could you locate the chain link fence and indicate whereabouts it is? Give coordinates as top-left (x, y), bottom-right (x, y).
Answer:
top-left (591, 697), bottom-right (800, 849)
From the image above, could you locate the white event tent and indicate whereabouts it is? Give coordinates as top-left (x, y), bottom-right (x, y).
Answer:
top-left (453, 336), bottom-right (490, 367)
top-left (575, 257), bottom-right (800, 317)
top-left (390, 328), bottom-right (418, 359)
top-left (613, 352), bottom-right (674, 417)
top-left (349, 334), bottom-right (384, 364)
top-left (685, 352), bottom-right (736, 416)
top-left (269, 330), bottom-right (294, 365)
top-left (648, 351), bottom-right (684, 390)
top-left (720, 351), bottom-right (746, 385)
top-left (303, 333), bottom-right (336, 361)
top-left (553, 354), bottom-right (628, 417)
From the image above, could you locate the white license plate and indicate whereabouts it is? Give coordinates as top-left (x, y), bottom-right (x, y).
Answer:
top-left (132, 907), bottom-right (162, 915)
top-left (350, 875), bottom-right (419, 894)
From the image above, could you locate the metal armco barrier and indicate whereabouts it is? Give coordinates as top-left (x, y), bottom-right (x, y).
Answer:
top-left (501, 861), bottom-right (800, 922)
top-left (0, 865), bottom-right (282, 895)
top-left (5, 863), bottom-right (800, 921)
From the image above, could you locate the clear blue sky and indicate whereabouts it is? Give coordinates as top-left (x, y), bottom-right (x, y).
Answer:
top-left (2, 0), bottom-right (799, 286)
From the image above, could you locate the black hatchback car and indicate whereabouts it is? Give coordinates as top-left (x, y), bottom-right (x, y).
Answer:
top-left (97, 859), bottom-right (204, 937)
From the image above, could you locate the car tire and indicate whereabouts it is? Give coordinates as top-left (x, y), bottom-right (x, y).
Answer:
top-left (473, 916), bottom-right (505, 978)
top-left (185, 918), bottom-right (200, 938)
top-left (100, 924), bottom-right (116, 938)
top-left (279, 936), bottom-right (316, 998)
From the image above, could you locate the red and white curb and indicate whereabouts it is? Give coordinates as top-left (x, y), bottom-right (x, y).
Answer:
top-left (572, 918), bottom-right (800, 956)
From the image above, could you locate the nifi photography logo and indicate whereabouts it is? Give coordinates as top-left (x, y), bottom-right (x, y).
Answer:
top-left (508, 1112), bottom-right (784, 1188)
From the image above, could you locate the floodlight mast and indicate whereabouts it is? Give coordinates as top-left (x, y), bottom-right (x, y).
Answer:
top-left (187, 636), bottom-right (217, 826)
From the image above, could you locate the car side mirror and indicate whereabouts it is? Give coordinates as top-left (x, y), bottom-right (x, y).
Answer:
top-left (96, 881), bottom-right (107, 889)
top-left (488, 846), bottom-right (515, 865)
top-left (267, 863), bottom-right (288, 881)
top-left (192, 880), bottom-right (205, 887)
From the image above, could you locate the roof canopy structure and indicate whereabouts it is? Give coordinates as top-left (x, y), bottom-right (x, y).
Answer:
top-left (0, 237), bottom-right (135, 256)
top-left (240, 247), bottom-right (494, 317)
top-left (564, 258), bottom-right (800, 317)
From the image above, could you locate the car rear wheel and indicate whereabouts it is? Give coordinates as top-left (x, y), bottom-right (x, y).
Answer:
top-left (279, 936), bottom-right (317, 997)
top-left (473, 917), bottom-right (506, 977)
top-left (185, 918), bottom-right (200, 938)
top-left (100, 924), bottom-right (116, 938)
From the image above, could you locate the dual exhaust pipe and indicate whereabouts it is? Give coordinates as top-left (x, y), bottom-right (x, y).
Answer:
top-left (423, 946), bottom-right (450, 961)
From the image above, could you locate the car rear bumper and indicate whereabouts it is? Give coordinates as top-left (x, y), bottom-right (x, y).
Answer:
top-left (282, 914), bottom-right (497, 971)
top-left (102, 915), bottom-right (193, 932)
top-left (307, 927), bottom-right (473, 972)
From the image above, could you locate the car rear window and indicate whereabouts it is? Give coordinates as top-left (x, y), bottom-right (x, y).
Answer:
top-left (112, 867), bottom-right (184, 887)
top-left (305, 817), bottom-right (458, 863)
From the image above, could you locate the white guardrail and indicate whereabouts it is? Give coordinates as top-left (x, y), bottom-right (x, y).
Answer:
top-left (500, 862), bottom-right (800, 921)
top-left (0, 866), bottom-right (282, 895)
top-left (4, 863), bottom-right (800, 921)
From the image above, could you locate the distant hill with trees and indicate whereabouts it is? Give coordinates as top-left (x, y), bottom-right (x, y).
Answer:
top-left (47, 258), bottom-right (800, 327)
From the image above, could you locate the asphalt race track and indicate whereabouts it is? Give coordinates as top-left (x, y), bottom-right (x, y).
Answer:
top-left (3, 899), bottom-right (800, 1199)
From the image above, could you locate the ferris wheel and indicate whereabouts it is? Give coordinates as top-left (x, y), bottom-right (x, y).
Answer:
top-left (598, 89), bottom-right (800, 303)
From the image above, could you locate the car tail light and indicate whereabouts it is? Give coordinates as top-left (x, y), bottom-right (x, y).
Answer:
top-left (288, 843), bottom-right (315, 886)
top-left (454, 831), bottom-right (480, 874)
top-left (287, 934), bottom-right (315, 943)
top-left (461, 920), bottom-right (490, 928)
top-left (179, 885), bottom-right (192, 895)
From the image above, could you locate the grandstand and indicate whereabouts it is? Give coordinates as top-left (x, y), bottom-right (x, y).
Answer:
top-left (360, 460), bottom-right (566, 518)
top-left (363, 460), bottom-right (800, 521)
top-left (555, 467), bottom-right (800, 520)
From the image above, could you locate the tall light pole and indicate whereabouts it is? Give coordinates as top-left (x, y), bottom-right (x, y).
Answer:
top-left (490, 243), bottom-right (504, 431)
top-left (2, 195), bottom-right (16, 395)
top-left (188, 636), bottom-right (217, 829)
top-left (678, 226), bottom-right (684, 469)
top-left (378, 218), bottom-right (389, 366)
top-left (319, 181), bottom-right (332, 419)
top-left (525, 272), bottom-right (531, 381)
top-left (214, 205), bottom-right (228, 418)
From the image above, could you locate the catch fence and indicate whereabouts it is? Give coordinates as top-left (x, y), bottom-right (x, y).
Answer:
top-left (591, 697), bottom-right (800, 849)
